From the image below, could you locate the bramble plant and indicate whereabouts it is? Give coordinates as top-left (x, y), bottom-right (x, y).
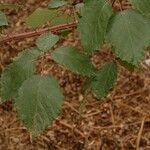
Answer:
top-left (0, 0), bottom-right (150, 137)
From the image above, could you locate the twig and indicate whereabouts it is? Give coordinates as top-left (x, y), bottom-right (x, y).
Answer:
top-left (116, 100), bottom-right (150, 117)
top-left (0, 21), bottom-right (78, 45)
top-left (39, 135), bottom-right (62, 150)
top-left (109, 104), bottom-right (115, 125)
top-left (93, 119), bottom-right (150, 130)
top-left (58, 120), bottom-right (85, 138)
top-left (64, 101), bottom-right (80, 114)
top-left (83, 111), bottom-right (101, 118)
top-left (114, 89), bottom-right (146, 99)
top-left (136, 116), bottom-right (146, 150)
top-left (0, 127), bottom-right (26, 133)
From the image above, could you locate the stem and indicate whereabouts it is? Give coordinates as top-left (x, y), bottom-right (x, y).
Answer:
top-left (0, 21), bottom-right (78, 45)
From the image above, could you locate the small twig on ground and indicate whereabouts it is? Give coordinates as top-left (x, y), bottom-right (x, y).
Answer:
top-left (39, 135), bottom-right (62, 150)
top-left (93, 119), bottom-right (150, 131)
top-left (115, 100), bottom-right (150, 117)
top-left (83, 111), bottom-right (101, 118)
top-left (64, 101), bottom-right (80, 114)
top-left (57, 120), bottom-right (85, 138)
top-left (136, 116), bottom-right (146, 150)
top-left (0, 127), bottom-right (26, 133)
top-left (114, 89), bottom-right (146, 99)
top-left (109, 104), bottom-right (115, 125)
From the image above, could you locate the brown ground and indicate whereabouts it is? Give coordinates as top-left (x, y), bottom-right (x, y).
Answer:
top-left (0, 0), bottom-right (150, 149)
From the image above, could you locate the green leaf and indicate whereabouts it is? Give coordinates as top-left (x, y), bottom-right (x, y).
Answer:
top-left (129, 0), bottom-right (150, 18)
top-left (88, 62), bottom-right (117, 98)
top-left (50, 13), bottom-right (75, 27)
top-left (13, 47), bottom-right (41, 61)
top-left (15, 75), bottom-right (63, 137)
top-left (0, 48), bottom-right (40, 101)
top-left (26, 8), bottom-right (58, 28)
top-left (75, 3), bottom-right (84, 16)
top-left (36, 32), bottom-right (59, 52)
top-left (106, 10), bottom-right (150, 66)
top-left (0, 3), bottom-right (22, 10)
top-left (77, 0), bottom-right (113, 54)
top-left (48, 0), bottom-right (67, 8)
top-left (51, 46), bottom-right (94, 76)
top-left (0, 11), bottom-right (8, 26)
top-left (26, 8), bottom-right (74, 28)
top-left (83, 75), bottom-right (96, 90)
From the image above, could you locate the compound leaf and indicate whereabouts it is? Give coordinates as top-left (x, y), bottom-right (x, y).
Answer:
top-left (16, 75), bottom-right (63, 137)
top-left (129, 0), bottom-right (150, 18)
top-left (0, 11), bottom-right (8, 26)
top-left (78, 0), bottom-right (113, 54)
top-left (51, 46), bottom-right (94, 76)
top-left (48, 0), bottom-right (67, 8)
top-left (36, 32), bottom-right (59, 52)
top-left (87, 62), bottom-right (117, 98)
top-left (106, 10), bottom-right (150, 66)
top-left (0, 48), bottom-right (40, 101)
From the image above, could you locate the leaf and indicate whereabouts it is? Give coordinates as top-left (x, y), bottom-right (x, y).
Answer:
top-left (0, 48), bottom-right (40, 101)
top-left (36, 32), bottom-right (59, 52)
top-left (0, 3), bottom-right (22, 10)
top-left (77, 0), bottom-right (113, 54)
top-left (51, 46), bottom-right (94, 76)
top-left (106, 10), bottom-right (150, 66)
top-left (83, 75), bottom-right (96, 90)
top-left (48, 0), bottom-right (67, 8)
top-left (13, 47), bottom-right (41, 61)
top-left (75, 3), bottom-right (84, 16)
top-left (26, 8), bottom-right (58, 28)
top-left (15, 75), bottom-right (63, 137)
top-left (26, 8), bottom-right (74, 28)
top-left (87, 62), bottom-right (117, 98)
top-left (129, 0), bottom-right (150, 18)
top-left (50, 13), bottom-right (75, 27)
top-left (0, 11), bottom-right (8, 26)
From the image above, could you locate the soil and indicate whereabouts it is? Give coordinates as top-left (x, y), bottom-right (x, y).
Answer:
top-left (0, 0), bottom-right (150, 149)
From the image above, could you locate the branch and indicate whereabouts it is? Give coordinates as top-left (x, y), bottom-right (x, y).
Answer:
top-left (136, 116), bottom-right (146, 150)
top-left (0, 21), bottom-right (78, 45)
